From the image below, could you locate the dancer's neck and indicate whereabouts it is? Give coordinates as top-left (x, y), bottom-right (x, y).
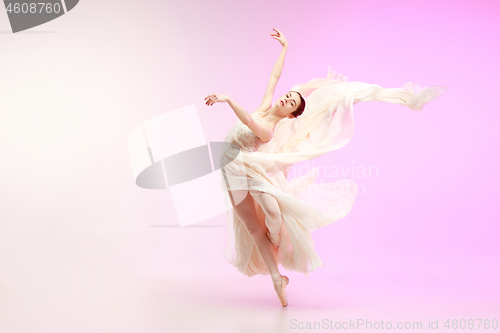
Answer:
top-left (258, 105), bottom-right (284, 129)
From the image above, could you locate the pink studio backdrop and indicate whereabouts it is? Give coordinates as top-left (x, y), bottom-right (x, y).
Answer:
top-left (1, 0), bottom-right (498, 329)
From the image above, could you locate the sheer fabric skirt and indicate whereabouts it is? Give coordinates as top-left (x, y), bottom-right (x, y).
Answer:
top-left (219, 145), bottom-right (358, 277)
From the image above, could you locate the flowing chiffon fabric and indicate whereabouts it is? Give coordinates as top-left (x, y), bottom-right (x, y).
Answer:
top-left (219, 68), bottom-right (447, 277)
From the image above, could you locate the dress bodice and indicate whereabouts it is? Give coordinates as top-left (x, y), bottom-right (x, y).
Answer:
top-left (224, 119), bottom-right (264, 153)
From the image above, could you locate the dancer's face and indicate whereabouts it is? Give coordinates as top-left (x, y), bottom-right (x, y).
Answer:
top-left (276, 91), bottom-right (301, 119)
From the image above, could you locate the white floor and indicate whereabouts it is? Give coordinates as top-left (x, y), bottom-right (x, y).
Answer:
top-left (1, 273), bottom-right (498, 333)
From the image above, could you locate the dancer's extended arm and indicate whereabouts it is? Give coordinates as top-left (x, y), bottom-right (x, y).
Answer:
top-left (229, 98), bottom-right (273, 143)
top-left (204, 93), bottom-right (273, 142)
top-left (256, 29), bottom-right (288, 113)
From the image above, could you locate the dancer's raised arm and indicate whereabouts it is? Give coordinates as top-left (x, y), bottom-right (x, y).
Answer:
top-left (256, 29), bottom-right (288, 113)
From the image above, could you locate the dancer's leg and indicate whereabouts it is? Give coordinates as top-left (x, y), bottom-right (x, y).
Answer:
top-left (228, 189), bottom-right (280, 277)
top-left (228, 189), bottom-right (288, 304)
top-left (249, 190), bottom-right (282, 237)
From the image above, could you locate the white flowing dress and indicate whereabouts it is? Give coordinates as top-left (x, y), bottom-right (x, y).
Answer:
top-left (219, 69), bottom-right (447, 277)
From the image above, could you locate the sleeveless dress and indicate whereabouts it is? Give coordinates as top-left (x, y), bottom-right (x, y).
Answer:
top-left (219, 69), bottom-right (447, 277)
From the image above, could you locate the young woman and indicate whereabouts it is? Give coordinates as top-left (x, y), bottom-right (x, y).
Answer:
top-left (205, 29), bottom-right (446, 307)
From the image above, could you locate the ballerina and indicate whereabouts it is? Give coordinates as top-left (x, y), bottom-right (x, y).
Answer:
top-left (205, 29), bottom-right (446, 307)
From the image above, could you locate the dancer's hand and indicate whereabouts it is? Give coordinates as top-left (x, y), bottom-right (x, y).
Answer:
top-left (270, 28), bottom-right (288, 47)
top-left (204, 93), bottom-right (229, 106)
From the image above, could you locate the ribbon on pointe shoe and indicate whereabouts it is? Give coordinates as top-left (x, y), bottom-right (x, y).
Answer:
top-left (266, 231), bottom-right (280, 248)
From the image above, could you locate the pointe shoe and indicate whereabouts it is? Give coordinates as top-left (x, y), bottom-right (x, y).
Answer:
top-left (266, 231), bottom-right (280, 248)
top-left (272, 274), bottom-right (289, 307)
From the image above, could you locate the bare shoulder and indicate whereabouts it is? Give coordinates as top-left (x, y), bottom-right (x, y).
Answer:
top-left (247, 114), bottom-right (274, 143)
top-left (251, 112), bottom-right (273, 131)
top-left (250, 109), bottom-right (266, 120)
